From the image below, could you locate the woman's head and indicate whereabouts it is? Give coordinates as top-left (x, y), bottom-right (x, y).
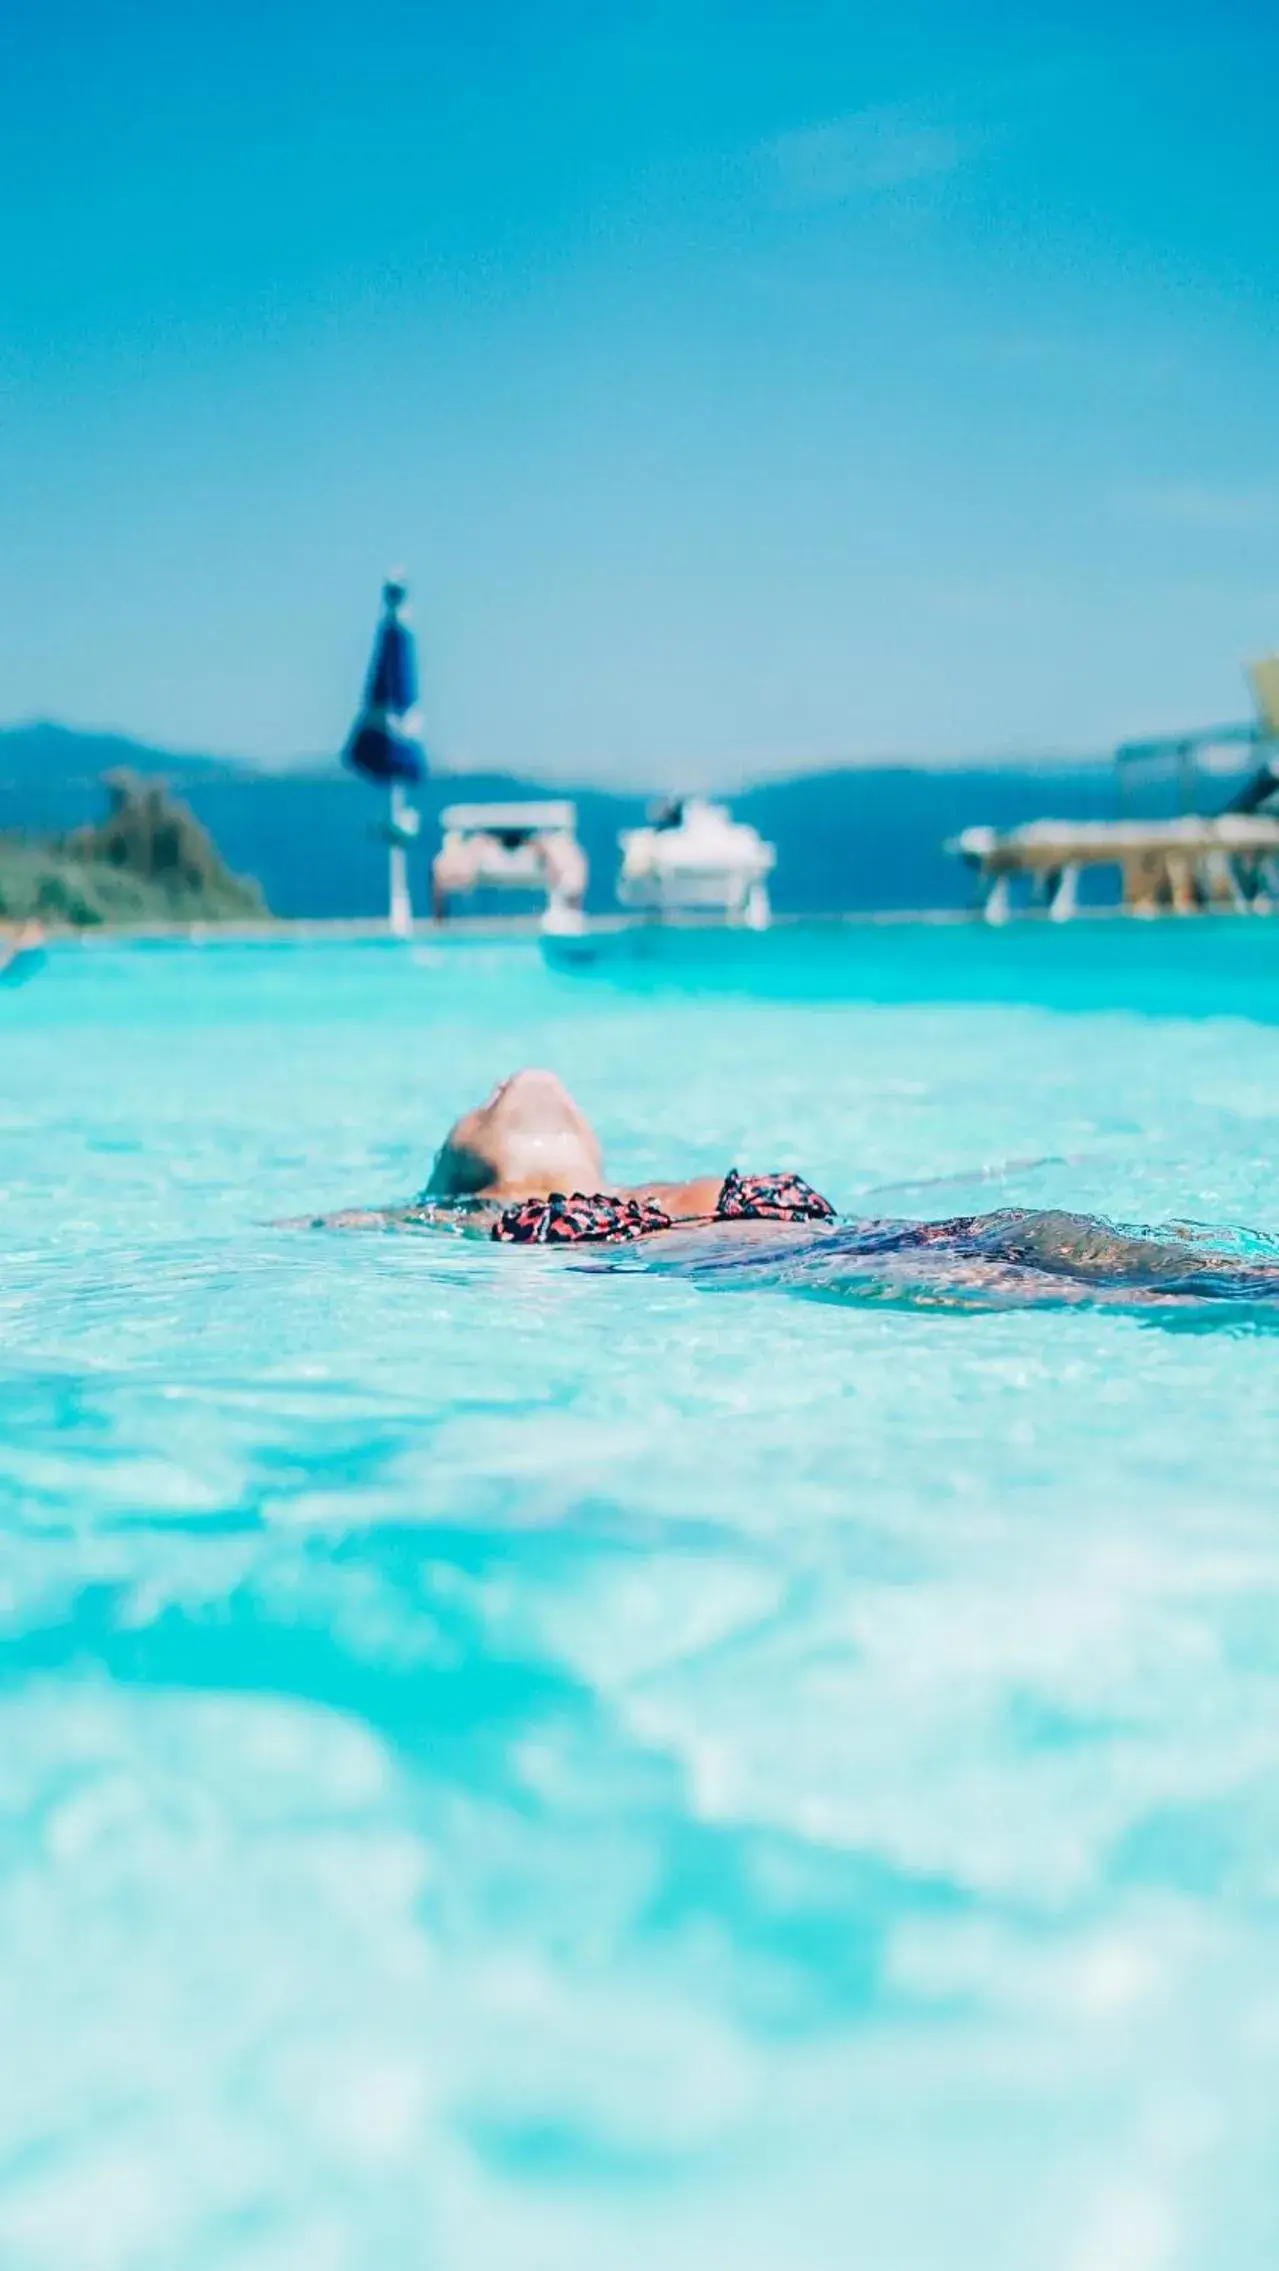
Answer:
top-left (426, 1069), bottom-right (605, 1199)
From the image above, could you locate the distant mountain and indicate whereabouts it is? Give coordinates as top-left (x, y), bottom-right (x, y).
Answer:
top-left (0, 721), bottom-right (250, 785)
top-left (0, 721), bottom-right (1122, 918)
top-left (736, 763), bottom-right (1122, 916)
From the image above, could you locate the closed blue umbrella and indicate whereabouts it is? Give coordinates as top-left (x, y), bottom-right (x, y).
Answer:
top-left (344, 576), bottom-right (425, 785)
top-left (343, 576), bottom-right (425, 934)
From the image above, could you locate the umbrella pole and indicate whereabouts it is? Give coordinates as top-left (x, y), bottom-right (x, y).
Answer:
top-left (388, 782), bottom-right (413, 938)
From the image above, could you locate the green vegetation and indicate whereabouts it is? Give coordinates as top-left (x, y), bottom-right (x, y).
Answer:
top-left (0, 770), bottom-right (266, 927)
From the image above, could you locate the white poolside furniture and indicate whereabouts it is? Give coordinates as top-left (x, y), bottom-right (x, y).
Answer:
top-left (432, 803), bottom-right (588, 930)
top-left (617, 798), bottom-right (775, 926)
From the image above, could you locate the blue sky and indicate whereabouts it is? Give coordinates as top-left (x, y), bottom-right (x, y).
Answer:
top-left (1, 0), bottom-right (1277, 783)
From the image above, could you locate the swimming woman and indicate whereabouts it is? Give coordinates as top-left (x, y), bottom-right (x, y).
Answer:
top-left (313, 1069), bottom-right (828, 1238)
top-left (309, 1068), bottom-right (1279, 1302)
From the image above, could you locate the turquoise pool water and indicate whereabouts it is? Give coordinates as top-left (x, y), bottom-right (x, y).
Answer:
top-left (4, 925), bottom-right (1279, 2271)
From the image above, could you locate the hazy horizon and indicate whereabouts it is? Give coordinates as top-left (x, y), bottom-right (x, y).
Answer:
top-left (0, 714), bottom-right (1117, 795)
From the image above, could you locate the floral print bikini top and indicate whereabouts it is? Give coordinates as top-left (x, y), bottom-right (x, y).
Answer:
top-left (491, 1169), bottom-right (835, 1245)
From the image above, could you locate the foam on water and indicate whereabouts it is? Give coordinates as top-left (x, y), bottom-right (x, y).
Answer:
top-left (4, 929), bottom-right (1279, 2270)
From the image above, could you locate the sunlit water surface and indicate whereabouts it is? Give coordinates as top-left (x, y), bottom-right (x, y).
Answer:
top-left (4, 925), bottom-right (1279, 2271)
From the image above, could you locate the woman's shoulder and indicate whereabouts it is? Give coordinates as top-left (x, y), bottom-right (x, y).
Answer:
top-left (618, 1175), bottom-right (725, 1222)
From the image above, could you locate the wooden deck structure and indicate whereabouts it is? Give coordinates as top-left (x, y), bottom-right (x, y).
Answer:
top-left (950, 815), bottom-right (1279, 922)
top-left (950, 651), bottom-right (1279, 920)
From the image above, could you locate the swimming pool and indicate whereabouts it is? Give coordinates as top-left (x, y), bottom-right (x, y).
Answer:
top-left (4, 925), bottom-right (1279, 2271)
